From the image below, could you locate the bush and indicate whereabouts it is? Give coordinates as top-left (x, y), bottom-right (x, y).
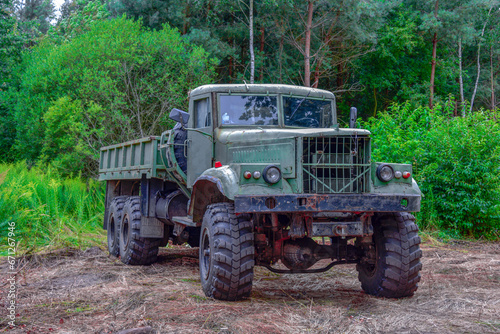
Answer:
top-left (364, 103), bottom-right (500, 239)
top-left (9, 16), bottom-right (216, 177)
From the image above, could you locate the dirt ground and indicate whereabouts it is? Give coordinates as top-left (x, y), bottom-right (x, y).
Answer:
top-left (1, 239), bottom-right (499, 334)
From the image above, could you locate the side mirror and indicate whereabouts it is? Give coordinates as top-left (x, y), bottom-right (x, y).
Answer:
top-left (349, 107), bottom-right (357, 128)
top-left (169, 108), bottom-right (190, 127)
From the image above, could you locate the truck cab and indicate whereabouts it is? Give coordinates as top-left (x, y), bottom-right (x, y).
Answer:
top-left (99, 84), bottom-right (423, 301)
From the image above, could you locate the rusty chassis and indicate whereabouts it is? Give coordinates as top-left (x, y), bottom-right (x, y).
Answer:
top-left (234, 193), bottom-right (420, 213)
top-left (263, 259), bottom-right (359, 274)
top-left (253, 211), bottom-right (373, 274)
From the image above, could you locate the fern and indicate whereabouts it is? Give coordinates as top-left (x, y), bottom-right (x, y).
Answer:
top-left (0, 162), bottom-right (105, 255)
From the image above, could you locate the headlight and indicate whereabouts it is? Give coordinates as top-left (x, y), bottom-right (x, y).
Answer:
top-left (376, 164), bottom-right (394, 182)
top-left (263, 165), bottom-right (281, 184)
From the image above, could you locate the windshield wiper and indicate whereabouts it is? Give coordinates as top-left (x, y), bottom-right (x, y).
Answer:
top-left (289, 90), bottom-right (312, 120)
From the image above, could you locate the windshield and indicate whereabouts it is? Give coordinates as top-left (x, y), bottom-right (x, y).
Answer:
top-left (220, 95), bottom-right (278, 126)
top-left (284, 97), bottom-right (332, 128)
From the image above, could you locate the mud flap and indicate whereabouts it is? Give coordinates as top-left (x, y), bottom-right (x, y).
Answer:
top-left (140, 216), bottom-right (164, 238)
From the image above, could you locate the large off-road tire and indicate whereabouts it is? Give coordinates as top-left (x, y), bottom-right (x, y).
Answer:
top-left (119, 196), bottom-right (161, 265)
top-left (107, 196), bottom-right (127, 257)
top-left (357, 212), bottom-right (422, 298)
top-left (199, 203), bottom-right (254, 300)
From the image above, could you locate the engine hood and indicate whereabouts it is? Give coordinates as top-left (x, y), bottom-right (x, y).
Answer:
top-left (215, 127), bottom-right (371, 144)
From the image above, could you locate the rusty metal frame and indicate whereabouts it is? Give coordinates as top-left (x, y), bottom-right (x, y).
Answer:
top-left (263, 259), bottom-right (358, 274)
top-left (234, 193), bottom-right (421, 213)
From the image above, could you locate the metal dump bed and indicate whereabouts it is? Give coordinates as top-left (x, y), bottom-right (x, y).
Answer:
top-left (98, 136), bottom-right (166, 181)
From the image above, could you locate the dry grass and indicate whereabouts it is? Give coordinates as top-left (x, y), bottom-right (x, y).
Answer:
top-left (1, 240), bottom-right (499, 333)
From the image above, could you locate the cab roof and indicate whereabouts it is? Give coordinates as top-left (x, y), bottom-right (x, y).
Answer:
top-left (189, 84), bottom-right (336, 100)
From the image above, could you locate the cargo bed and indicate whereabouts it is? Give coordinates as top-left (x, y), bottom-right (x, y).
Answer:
top-left (98, 136), bottom-right (168, 181)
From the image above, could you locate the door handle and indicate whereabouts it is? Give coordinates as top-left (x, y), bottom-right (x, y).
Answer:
top-left (184, 139), bottom-right (191, 157)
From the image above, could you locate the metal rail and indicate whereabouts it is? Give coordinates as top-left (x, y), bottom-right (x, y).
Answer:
top-left (263, 259), bottom-right (358, 274)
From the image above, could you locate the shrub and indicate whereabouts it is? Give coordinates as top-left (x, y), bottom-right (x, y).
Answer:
top-left (364, 103), bottom-right (500, 239)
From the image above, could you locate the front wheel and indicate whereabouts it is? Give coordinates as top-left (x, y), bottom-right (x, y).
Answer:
top-left (357, 212), bottom-right (422, 298)
top-left (199, 203), bottom-right (255, 301)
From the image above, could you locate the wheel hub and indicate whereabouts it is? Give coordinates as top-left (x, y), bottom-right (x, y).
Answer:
top-left (201, 230), bottom-right (211, 280)
top-left (109, 219), bottom-right (115, 244)
top-left (122, 217), bottom-right (129, 248)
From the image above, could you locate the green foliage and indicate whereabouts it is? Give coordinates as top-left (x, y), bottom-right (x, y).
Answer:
top-left (54, 0), bottom-right (109, 40)
top-left (10, 16), bottom-right (216, 176)
top-left (0, 0), bottom-right (26, 162)
top-left (0, 102), bottom-right (16, 162)
top-left (0, 162), bottom-right (105, 255)
top-left (0, 0), bottom-right (25, 87)
top-left (107, 0), bottom-right (170, 31)
top-left (15, 0), bottom-right (55, 38)
top-left (41, 97), bottom-right (103, 176)
top-left (364, 103), bottom-right (500, 239)
top-left (354, 6), bottom-right (430, 114)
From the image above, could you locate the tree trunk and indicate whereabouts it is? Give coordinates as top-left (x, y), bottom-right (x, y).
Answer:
top-left (491, 45), bottom-right (495, 110)
top-left (183, 2), bottom-right (190, 35)
top-left (304, 1), bottom-right (314, 87)
top-left (279, 33), bottom-right (283, 83)
top-left (337, 63), bottom-right (343, 88)
top-left (458, 38), bottom-right (465, 116)
top-left (470, 43), bottom-right (483, 113)
top-left (429, 0), bottom-right (439, 109)
top-left (312, 57), bottom-right (323, 88)
top-left (429, 32), bottom-right (438, 109)
top-left (232, 31), bottom-right (236, 80)
top-left (229, 56), bottom-right (233, 82)
top-left (312, 63), bottom-right (320, 88)
top-left (259, 26), bottom-right (265, 82)
top-left (470, 6), bottom-right (493, 113)
top-left (249, 0), bottom-right (255, 84)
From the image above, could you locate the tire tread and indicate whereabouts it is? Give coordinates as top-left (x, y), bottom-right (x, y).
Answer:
top-left (201, 203), bottom-right (254, 301)
top-left (357, 212), bottom-right (422, 298)
top-left (107, 196), bottom-right (127, 257)
top-left (120, 196), bottom-right (160, 265)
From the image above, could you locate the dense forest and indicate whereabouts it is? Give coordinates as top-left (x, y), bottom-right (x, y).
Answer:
top-left (0, 0), bottom-right (499, 248)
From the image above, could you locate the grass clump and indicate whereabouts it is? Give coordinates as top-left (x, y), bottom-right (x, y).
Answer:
top-left (0, 163), bottom-right (105, 255)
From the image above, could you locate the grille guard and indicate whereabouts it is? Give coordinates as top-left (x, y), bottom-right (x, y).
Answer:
top-left (302, 136), bottom-right (371, 193)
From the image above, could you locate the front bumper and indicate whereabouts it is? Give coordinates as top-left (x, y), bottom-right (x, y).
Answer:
top-left (234, 193), bottom-right (420, 213)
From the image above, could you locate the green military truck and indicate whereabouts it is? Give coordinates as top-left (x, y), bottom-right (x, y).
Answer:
top-left (99, 84), bottom-right (422, 301)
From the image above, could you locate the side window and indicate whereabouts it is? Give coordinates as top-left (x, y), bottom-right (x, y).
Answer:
top-left (194, 98), bottom-right (211, 128)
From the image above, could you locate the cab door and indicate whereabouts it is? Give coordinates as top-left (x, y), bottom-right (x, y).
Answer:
top-left (186, 95), bottom-right (213, 188)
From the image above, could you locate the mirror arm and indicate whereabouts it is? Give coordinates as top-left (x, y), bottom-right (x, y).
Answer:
top-left (349, 107), bottom-right (358, 129)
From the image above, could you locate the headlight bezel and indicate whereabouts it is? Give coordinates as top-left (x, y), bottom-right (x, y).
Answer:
top-left (262, 165), bottom-right (281, 184)
top-left (376, 164), bottom-right (395, 182)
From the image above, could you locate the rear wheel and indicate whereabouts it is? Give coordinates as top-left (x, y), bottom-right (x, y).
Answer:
top-left (119, 196), bottom-right (161, 265)
top-left (199, 203), bottom-right (254, 300)
top-left (357, 212), bottom-right (422, 298)
top-left (107, 196), bottom-right (127, 257)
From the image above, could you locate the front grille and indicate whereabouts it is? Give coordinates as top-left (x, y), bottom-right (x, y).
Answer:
top-left (302, 136), bottom-right (370, 193)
